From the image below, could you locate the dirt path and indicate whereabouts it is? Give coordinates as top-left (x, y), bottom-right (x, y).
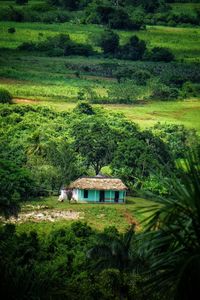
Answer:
top-left (14, 98), bottom-right (40, 104)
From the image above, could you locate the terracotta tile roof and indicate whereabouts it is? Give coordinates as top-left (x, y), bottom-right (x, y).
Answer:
top-left (69, 177), bottom-right (127, 191)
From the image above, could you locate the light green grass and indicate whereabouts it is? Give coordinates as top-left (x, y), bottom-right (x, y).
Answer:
top-left (15, 196), bottom-right (154, 234)
top-left (119, 25), bottom-right (200, 63)
top-left (103, 99), bottom-right (200, 131)
top-left (171, 2), bottom-right (200, 14)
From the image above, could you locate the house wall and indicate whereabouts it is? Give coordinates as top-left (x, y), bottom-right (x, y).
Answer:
top-left (77, 189), bottom-right (126, 203)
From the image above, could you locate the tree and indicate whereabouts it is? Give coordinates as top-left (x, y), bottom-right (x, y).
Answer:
top-left (111, 131), bottom-right (172, 188)
top-left (72, 116), bottom-right (115, 175)
top-left (99, 29), bottom-right (119, 55)
top-left (88, 225), bottom-right (136, 272)
top-left (152, 123), bottom-right (199, 159)
top-left (118, 35), bottom-right (146, 60)
top-left (0, 159), bottom-right (34, 218)
top-left (140, 152), bottom-right (200, 299)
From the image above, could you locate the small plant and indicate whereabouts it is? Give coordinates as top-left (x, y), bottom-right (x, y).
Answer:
top-left (0, 89), bottom-right (13, 104)
top-left (8, 27), bottom-right (16, 33)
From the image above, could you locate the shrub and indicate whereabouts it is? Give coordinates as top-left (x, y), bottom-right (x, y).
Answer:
top-left (74, 101), bottom-right (95, 115)
top-left (16, 0), bottom-right (28, 5)
top-left (133, 70), bottom-right (151, 85)
top-left (99, 29), bottom-right (119, 55)
top-left (151, 84), bottom-right (179, 101)
top-left (8, 27), bottom-right (16, 33)
top-left (3, 7), bottom-right (24, 22)
top-left (71, 221), bottom-right (92, 237)
top-left (18, 34), bottom-right (93, 56)
top-left (0, 89), bottom-right (12, 104)
top-left (150, 47), bottom-right (174, 62)
top-left (18, 41), bottom-right (36, 51)
top-left (29, 3), bottom-right (52, 12)
top-left (181, 81), bottom-right (198, 97)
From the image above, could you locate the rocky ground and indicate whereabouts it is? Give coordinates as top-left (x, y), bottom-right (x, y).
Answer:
top-left (0, 207), bottom-right (84, 224)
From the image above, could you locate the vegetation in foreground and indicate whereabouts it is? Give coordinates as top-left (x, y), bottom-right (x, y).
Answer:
top-left (1, 153), bottom-right (200, 300)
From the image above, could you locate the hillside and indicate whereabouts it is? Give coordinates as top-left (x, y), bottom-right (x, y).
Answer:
top-left (1, 1), bottom-right (200, 299)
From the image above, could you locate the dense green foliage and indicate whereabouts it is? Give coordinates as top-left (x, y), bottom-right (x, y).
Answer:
top-left (0, 103), bottom-right (198, 211)
top-left (0, 88), bottom-right (12, 104)
top-left (139, 152), bottom-right (200, 299)
top-left (0, 159), bottom-right (34, 217)
top-left (1, 154), bottom-right (200, 300)
top-left (18, 33), bottom-right (94, 56)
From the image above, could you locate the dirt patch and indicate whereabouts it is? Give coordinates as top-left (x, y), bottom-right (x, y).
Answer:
top-left (0, 210), bottom-right (84, 224)
top-left (124, 210), bottom-right (140, 230)
top-left (14, 98), bottom-right (40, 104)
top-left (0, 77), bottom-right (25, 84)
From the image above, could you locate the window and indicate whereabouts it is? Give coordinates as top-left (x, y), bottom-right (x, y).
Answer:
top-left (84, 190), bottom-right (88, 198)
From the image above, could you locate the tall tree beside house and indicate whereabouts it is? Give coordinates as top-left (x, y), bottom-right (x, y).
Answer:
top-left (111, 130), bottom-right (173, 189)
top-left (72, 116), bottom-right (115, 175)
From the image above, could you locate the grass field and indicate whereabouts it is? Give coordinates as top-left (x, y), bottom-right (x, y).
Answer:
top-left (13, 196), bottom-right (155, 234)
top-left (0, 20), bottom-right (200, 62)
top-left (0, 2), bottom-right (199, 132)
top-left (171, 2), bottom-right (200, 14)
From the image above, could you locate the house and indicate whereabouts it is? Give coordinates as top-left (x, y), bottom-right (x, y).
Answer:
top-left (69, 175), bottom-right (127, 203)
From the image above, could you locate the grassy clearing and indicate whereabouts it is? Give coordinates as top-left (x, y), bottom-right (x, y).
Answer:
top-left (14, 196), bottom-right (154, 235)
top-left (103, 100), bottom-right (200, 131)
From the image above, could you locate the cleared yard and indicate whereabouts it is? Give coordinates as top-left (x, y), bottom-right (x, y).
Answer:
top-left (5, 196), bottom-right (157, 234)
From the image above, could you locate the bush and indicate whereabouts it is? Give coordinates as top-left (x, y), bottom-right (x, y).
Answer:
top-left (99, 29), bottom-right (119, 55)
top-left (133, 70), bottom-right (151, 85)
top-left (1, 7), bottom-right (24, 22)
top-left (18, 34), bottom-right (94, 56)
top-left (0, 89), bottom-right (12, 104)
top-left (181, 81), bottom-right (199, 97)
top-left (151, 84), bottom-right (179, 101)
top-left (149, 47), bottom-right (174, 62)
top-left (16, 0), bottom-right (28, 5)
top-left (8, 27), bottom-right (16, 33)
top-left (18, 41), bottom-right (36, 51)
top-left (74, 101), bottom-right (95, 115)
top-left (118, 35), bottom-right (146, 60)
